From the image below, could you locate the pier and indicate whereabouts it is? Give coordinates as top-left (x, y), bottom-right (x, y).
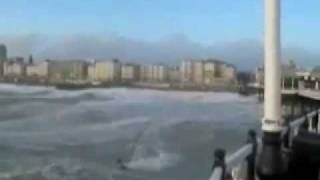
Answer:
top-left (210, 0), bottom-right (320, 179)
top-left (210, 92), bottom-right (320, 180)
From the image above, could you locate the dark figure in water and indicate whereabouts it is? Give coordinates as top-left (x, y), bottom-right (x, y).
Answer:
top-left (117, 159), bottom-right (128, 170)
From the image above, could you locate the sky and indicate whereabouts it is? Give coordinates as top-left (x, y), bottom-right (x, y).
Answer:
top-left (0, 0), bottom-right (319, 70)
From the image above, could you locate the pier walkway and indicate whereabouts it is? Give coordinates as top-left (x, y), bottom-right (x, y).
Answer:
top-left (282, 89), bottom-right (320, 101)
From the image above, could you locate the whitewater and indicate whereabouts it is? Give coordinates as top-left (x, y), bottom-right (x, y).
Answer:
top-left (0, 83), bottom-right (261, 180)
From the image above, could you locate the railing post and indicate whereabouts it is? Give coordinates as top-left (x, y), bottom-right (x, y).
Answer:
top-left (301, 115), bottom-right (309, 130)
top-left (283, 125), bottom-right (291, 149)
top-left (246, 130), bottom-right (257, 180)
top-left (212, 149), bottom-right (226, 180)
top-left (311, 112), bottom-right (318, 132)
top-left (318, 110), bottom-right (320, 133)
top-left (308, 115), bottom-right (313, 132)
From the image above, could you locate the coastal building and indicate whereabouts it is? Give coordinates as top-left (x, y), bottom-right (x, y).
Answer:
top-left (0, 45), bottom-right (7, 76)
top-left (192, 61), bottom-right (204, 84)
top-left (48, 60), bottom-right (88, 82)
top-left (3, 57), bottom-right (26, 77)
top-left (87, 64), bottom-right (96, 81)
top-left (203, 60), bottom-right (217, 85)
top-left (139, 65), bottom-right (148, 82)
top-left (181, 60), bottom-right (193, 83)
top-left (139, 64), bottom-right (168, 82)
top-left (180, 59), bottom-right (237, 86)
top-left (255, 67), bottom-right (264, 87)
top-left (121, 64), bottom-right (140, 82)
top-left (26, 61), bottom-right (50, 78)
top-left (94, 59), bottom-right (121, 82)
top-left (155, 64), bottom-right (168, 82)
top-left (220, 63), bottom-right (237, 81)
top-left (0, 44), bottom-right (7, 61)
top-left (146, 65), bottom-right (153, 81)
top-left (168, 67), bottom-right (180, 82)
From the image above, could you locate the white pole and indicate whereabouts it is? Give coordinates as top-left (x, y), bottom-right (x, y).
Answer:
top-left (263, 0), bottom-right (282, 132)
top-left (257, 2), bottom-right (286, 178)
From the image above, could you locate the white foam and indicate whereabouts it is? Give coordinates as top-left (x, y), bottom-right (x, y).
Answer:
top-left (0, 83), bottom-right (54, 94)
top-left (0, 85), bottom-right (253, 103)
top-left (127, 151), bottom-right (179, 171)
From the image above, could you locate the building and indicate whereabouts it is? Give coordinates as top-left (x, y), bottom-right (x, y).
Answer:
top-left (121, 64), bottom-right (140, 82)
top-left (0, 44), bottom-right (7, 61)
top-left (255, 67), bottom-right (264, 87)
top-left (155, 64), bottom-right (168, 82)
top-left (0, 45), bottom-right (7, 76)
top-left (168, 67), bottom-right (180, 82)
top-left (140, 64), bottom-right (168, 82)
top-left (181, 60), bottom-right (193, 83)
top-left (26, 61), bottom-right (50, 78)
top-left (139, 65), bottom-right (148, 82)
top-left (220, 63), bottom-right (237, 81)
top-left (203, 60), bottom-right (217, 85)
top-left (192, 61), bottom-right (204, 84)
top-left (3, 57), bottom-right (26, 77)
top-left (180, 59), bottom-right (236, 85)
top-left (48, 60), bottom-right (88, 82)
top-left (94, 59), bottom-right (121, 82)
top-left (87, 64), bottom-right (96, 81)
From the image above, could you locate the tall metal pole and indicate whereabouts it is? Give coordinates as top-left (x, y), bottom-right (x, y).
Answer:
top-left (257, 0), bottom-right (287, 179)
top-left (264, 0), bottom-right (282, 131)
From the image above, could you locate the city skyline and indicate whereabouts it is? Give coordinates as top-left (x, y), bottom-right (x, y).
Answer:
top-left (0, 0), bottom-right (319, 70)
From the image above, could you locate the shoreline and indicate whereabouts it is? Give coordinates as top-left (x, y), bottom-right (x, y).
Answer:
top-left (0, 78), bottom-right (256, 96)
top-left (0, 80), bottom-right (249, 94)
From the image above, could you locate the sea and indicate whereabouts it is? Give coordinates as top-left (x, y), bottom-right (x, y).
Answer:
top-left (0, 84), bottom-right (262, 180)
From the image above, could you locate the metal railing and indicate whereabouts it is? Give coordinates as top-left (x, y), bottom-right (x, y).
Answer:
top-left (209, 109), bottom-right (320, 180)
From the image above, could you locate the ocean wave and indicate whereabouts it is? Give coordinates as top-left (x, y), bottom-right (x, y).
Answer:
top-left (0, 159), bottom-right (113, 180)
top-left (0, 84), bottom-right (253, 104)
top-left (127, 152), bottom-right (179, 172)
top-left (0, 83), bottom-right (54, 94)
top-left (127, 140), bottom-right (179, 172)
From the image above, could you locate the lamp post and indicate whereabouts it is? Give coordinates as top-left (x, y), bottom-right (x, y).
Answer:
top-left (257, 0), bottom-right (287, 179)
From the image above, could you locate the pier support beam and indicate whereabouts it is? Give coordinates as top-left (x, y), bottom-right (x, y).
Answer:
top-left (257, 0), bottom-right (287, 179)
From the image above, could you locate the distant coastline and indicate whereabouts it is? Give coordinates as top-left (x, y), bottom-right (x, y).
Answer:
top-left (0, 78), bottom-right (243, 94)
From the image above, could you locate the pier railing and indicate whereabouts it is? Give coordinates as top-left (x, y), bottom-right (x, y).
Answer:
top-left (209, 109), bottom-right (320, 180)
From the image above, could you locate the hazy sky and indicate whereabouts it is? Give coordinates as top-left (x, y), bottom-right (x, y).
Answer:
top-left (0, 0), bottom-right (319, 70)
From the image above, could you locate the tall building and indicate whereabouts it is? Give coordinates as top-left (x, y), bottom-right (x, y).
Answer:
top-left (139, 65), bottom-right (148, 81)
top-left (168, 67), bottom-right (180, 82)
top-left (3, 57), bottom-right (26, 77)
top-left (181, 60), bottom-right (193, 83)
top-left (94, 59), bottom-right (121, 82)
top-left (0, 44), bottom-right (7, 61)
top-left (220, 63), bottom-right (237, 81)
top-left (48, 60), bottom-right (88, 82)
top-left (180, 59), bottom-right (237, 85)
top-left (87, 64), bottom-right (96, 81)
top-left (121, 64), bottom-right (140, 82)
top-left (192, 61), bottom-right (204, 84)
top-left (204, 60), bottom-right (217, 85)
top-left (140, 64), bottom-right (168, 82)
top-left (26, 60), bottom-right (50, 78)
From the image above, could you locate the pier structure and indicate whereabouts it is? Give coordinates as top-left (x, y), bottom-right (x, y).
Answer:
top-left (210, 0), bottom-right (320, 179)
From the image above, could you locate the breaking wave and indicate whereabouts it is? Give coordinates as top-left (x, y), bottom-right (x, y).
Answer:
top-left (0, 159), bottom-right (114, 180)
top-left (0, 83), bottom-right (259, 180)
top-left (0, 84), bottom-right (254, 104)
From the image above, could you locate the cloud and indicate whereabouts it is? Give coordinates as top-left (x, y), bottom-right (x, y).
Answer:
top-left (0, 33), bottom-right (319, 70)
